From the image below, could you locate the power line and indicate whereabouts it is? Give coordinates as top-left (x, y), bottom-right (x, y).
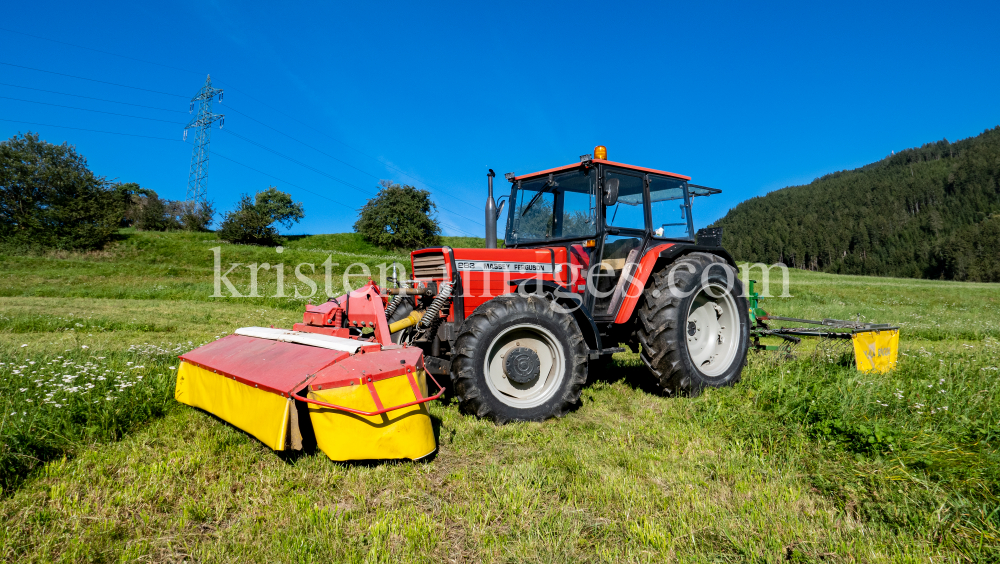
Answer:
top-left (0, 35), bottom-right (485, 234)
top-left (0, 95), bottom-right (187, 125)
top-left (222, 103), bottom-right (485, 212)
top-left (218, 82), bottom-right (486, 209)
top-left (0, 37), bottom-right (482, 214)
top-left (222, 128), bottom-right (484, 234)
top-left (213, 150), bottom-right (479, 237)
top-left (223, 129), bottom-right (482, 236)
top-left (0, 117), bottom-right (186, 142)
top-left (0, 117), bottom-right (359, 211)
top-left (223, 128), bottom-right (485, 228)
top-left (224, 105), bottom-right (385, 180)
top-left (0, 82), bottom-right (187, 113)
top-left (0, 30), bottom-right (396, 180)
top-left (0, 117), bottom-right (479, 237)
top-left (223, 129), bottom-right (386, 196)
top-left (0, 83), bottom-right (409, 208)
top-left (0, 61), bottom-right (187, 98)
top-left (0, 27), bottom-right (205, 76)
top-left (211, 151), bottom-right (356, 212)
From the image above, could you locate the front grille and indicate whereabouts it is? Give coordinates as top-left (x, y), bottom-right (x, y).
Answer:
top-left (412, 252), bottom-right (447, 279)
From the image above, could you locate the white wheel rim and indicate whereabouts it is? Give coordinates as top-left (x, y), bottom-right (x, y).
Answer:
top-left (685, 283), bottom-right (740, 377)
top-left (483, 323), bottom-right (565, 408)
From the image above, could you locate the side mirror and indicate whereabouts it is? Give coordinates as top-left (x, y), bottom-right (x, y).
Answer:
top-left (603, 178), bottom-right (619, 206)
top-left (496, 198), bottom-right (506, 220)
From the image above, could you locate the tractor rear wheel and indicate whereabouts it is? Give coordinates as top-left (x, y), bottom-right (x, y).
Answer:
top-left (636, 252), bottom-right (749, 395)
top-left (451, 295), bottom-right (589, 423)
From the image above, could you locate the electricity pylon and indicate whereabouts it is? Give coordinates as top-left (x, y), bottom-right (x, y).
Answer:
top-left (184, 75), bottom-right (224, 203)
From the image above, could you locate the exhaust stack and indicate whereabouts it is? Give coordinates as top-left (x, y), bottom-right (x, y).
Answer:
top-left (485, 169), bottom-right (497, 248)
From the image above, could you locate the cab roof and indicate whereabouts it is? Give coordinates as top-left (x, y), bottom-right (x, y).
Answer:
top-left (511, 159), bottom-right (692, 182)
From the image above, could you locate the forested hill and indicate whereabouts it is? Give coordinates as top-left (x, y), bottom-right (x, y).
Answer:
top-left (713, 126), bottom-right (1000, 282)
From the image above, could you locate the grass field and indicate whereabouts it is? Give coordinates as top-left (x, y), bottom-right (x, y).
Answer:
top-left (0, 231), bottom-right (998, 562)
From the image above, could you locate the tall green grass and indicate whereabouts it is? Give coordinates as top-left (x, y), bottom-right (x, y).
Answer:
top-left (0, 342), bottom-right (178, 493)
top-left (706, 343), bottom-right (999, 543)
top-left (0, 293), bottom-right (302, 495)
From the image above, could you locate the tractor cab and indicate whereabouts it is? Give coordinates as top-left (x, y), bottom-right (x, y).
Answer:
top-left (501, 146), bottom-right (723, 320)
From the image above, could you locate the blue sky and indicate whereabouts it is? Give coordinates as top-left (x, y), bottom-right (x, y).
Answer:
top-left (2, 1), bottom-right (998, 237)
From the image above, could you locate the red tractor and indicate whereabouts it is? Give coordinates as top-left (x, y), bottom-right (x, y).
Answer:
top-left (173, 145), bottom-right (753, 461)
top-left (386, 146), bottom-right (751, 423)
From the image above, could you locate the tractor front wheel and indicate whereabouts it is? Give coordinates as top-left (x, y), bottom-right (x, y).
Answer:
top-left (636, 252), bottom-right (750, 395)
top-left (451, 295), bottom-right (589, 423)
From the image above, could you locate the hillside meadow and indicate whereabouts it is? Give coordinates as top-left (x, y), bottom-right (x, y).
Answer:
top-left (0, 230), bottom-right (997, 562)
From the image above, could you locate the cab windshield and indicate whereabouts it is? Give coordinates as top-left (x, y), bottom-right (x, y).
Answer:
top-left (506, 168), bottom-right (596, 244)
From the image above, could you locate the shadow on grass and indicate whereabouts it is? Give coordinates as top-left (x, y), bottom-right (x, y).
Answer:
top-left (588, 359), bottom-right (663, 397)
top-left (191, 399), bottom-right (445, 467)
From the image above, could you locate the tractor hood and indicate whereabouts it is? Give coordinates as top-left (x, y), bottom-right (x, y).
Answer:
top-left (410, 245), bottom-right (597, 321)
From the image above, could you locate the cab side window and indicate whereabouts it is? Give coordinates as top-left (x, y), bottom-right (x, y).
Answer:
top-left (556, 169), bottom-right (596, 239)
top-left (649, 176), bottom-right (692, 239)
top-left (604, 172), bottom-right (645, 230)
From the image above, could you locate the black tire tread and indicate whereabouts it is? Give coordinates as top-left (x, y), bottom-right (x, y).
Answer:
top-left (451, 294), bottom-right (589, 423)
top-left (636, 252), bottom-right (745, 396)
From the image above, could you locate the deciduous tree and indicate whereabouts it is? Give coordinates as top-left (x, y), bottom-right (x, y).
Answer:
top-left (218, 187), bottom-right (303, 246)
top-left (0, 132), bottom-right (123, 249)
top-left (354, 181), bottom-right (441, 249)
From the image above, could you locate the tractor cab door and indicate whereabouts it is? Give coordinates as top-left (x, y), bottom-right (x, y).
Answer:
top-left (589, 170), bottom-right (648, 320)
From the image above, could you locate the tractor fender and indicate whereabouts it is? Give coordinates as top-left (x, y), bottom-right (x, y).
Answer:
top-left (513, 278), bottom-right (603, 352)
top-left (612, 244), bottom-right (737, 324)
